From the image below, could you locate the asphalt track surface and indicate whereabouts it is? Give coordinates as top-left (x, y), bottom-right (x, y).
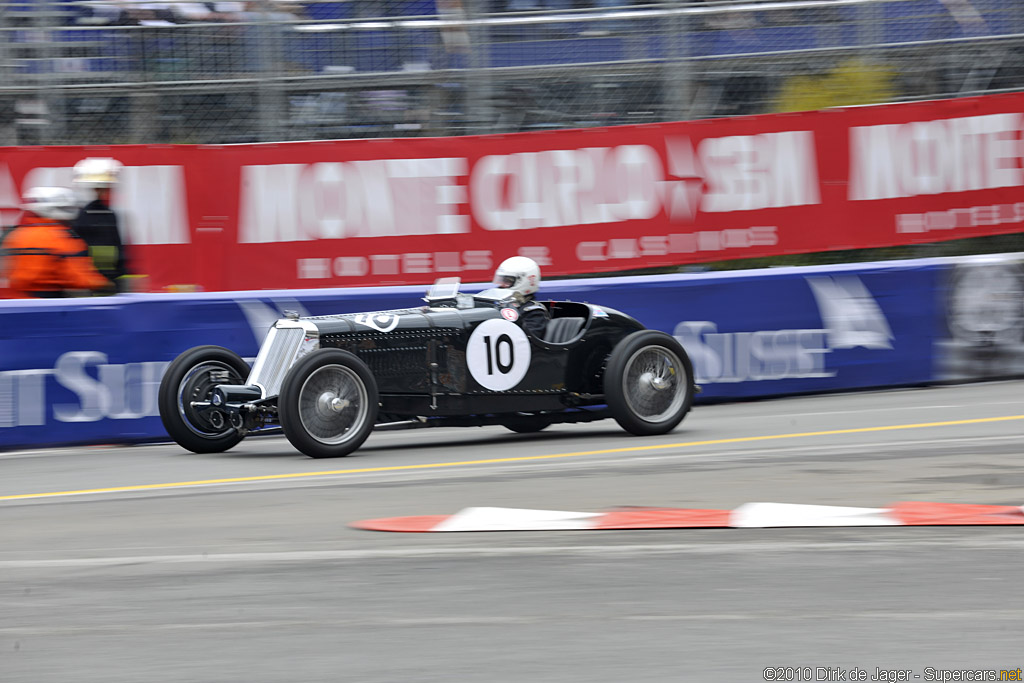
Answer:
top-left (3, 381), bottom-right (1024, 682)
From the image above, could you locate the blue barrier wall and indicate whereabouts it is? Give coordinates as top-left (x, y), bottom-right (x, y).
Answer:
top-left (0, 257), bottom-right (950, 450)
top-left (553, 261), bottom-right (940, 401)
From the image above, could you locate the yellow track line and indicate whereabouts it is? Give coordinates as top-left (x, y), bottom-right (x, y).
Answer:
top-left (3, 414), bottom-right (1023, 501)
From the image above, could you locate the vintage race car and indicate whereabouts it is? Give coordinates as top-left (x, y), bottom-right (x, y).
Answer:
top-left (158, 279), bottom-right (697, 458)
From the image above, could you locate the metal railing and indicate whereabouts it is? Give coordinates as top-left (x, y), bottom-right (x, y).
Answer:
top-left (1, 0), bottom-right (1022, 144)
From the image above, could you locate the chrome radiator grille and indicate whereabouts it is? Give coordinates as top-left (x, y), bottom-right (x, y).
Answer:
top-left (246, 325), bottom-right (306, 398)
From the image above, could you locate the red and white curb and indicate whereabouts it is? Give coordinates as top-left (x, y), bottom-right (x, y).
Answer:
top-left (350, 502), bottom-right (1024, 533)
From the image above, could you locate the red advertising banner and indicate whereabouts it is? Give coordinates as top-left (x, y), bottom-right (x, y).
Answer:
top-left (2, 92), bottom-right (1023, 293)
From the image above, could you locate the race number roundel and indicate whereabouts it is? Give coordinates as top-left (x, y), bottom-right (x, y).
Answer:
top-left (466, 318), bottom-right (531, 391)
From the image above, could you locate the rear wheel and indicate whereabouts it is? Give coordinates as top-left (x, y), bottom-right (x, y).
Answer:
top-left (604, 330), bottom-right (694, 436)
top-left (279, 349), bottom-right (379, 458)
top-left (158, 346), bottom-right (250, 453)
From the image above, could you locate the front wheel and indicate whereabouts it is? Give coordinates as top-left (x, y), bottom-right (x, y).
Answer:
top-left (158, 345), bottom-right (251, 453)
top-left (278, 349), bottom-right (379, 458)
top-left (604, 330), bottom-right (694, 436)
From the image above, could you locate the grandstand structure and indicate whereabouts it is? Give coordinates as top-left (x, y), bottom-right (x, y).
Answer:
top-left (1, 0), bottom-right (1022, 144)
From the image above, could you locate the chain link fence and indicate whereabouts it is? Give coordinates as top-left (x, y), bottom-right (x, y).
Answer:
top-left (1, 0), bottom-right (1023, 145)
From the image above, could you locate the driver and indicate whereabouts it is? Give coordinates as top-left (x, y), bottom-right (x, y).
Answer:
top-left (493, 256), bottom-right (549, 337)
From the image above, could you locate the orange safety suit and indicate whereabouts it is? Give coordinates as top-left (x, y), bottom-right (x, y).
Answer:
top-left (2, 215), bottom-right (112, 298)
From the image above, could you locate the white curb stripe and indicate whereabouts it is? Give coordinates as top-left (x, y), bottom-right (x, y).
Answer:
top-left (731, 502), bottom-right (900, 528)
top-left (432, 507), bottom-right (602, 532)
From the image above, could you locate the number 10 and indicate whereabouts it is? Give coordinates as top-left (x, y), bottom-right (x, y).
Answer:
top-left (483, 334), bottom-right (514, 375)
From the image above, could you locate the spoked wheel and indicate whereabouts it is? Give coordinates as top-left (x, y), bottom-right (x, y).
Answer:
top-left (158, 345), bottom-right (250, 453)
top-left (278, 349), bottom-right (379, 458)
top-left (605, 330), bottom-right (694, 436)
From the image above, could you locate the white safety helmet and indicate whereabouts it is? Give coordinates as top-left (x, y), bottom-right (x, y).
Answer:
top-left (493, 256), bottom-right (541, 297)
top-left (72, 157), bottom-right (123, 188)
top-left (21, 186), bottom-right (80, 222)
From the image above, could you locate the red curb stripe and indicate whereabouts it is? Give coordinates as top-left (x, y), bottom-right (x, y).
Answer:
top-left (889, 502), bottom-right (1024, 526)
top-left (593, 507), bottom-right (733, 529)
top-left (350, 515), bottom-right (452, 532)
top-left (350, 501), bottom-right (1024, 532)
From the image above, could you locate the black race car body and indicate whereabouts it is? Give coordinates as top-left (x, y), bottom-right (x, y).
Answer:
top-left (159, 281), bottom-right (697, 458)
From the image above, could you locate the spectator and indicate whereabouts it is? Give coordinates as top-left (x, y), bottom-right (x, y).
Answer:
top-left (165, 3), bottom-right (222, 22)
top-left (437, 0), bottom-right (469, 60)
top-left (2, 187), bottom-right (113, 298)
top-left (505, 0), bottom-right (572, 12)
top-left (236, 1), bottom-right (301, 22)
top-left (72, 157), bottom-right (135, 293)
top-left (939, 0), bottom-right (987, 36)
top-left (122, 3), bottom-right (178, 25)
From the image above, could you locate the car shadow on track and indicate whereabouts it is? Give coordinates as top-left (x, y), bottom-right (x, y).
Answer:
top-left (218, 425), bottom-right (654, 460)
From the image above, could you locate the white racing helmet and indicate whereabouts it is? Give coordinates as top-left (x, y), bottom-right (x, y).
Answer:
top-left (21, 186), bottom-right (80, 222)
top-left (72, 157), bottom-right (123, 188)
top-left (493, 256), bottom-right (541, 297)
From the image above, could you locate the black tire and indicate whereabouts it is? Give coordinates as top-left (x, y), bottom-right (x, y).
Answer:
top-left (158, 345), bottom-right (251, 454)
top-left (502, 415), bottom-right (551, 433)
top-left (604, 330), bottom-right (694, 436)
top-left (278, 348), bottom-right (379, 458)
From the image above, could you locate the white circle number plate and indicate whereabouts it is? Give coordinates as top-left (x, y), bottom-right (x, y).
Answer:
top-left (466, 318), bottom-right (531, 391)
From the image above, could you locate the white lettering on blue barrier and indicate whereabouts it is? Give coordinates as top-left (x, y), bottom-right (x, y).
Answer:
top-left (0, 353), bottom-right (169, 427)
top-left (673, 321), bottom-right (835, 384)
top-left (0, 370), bottom-right (48, 427)
top-left (672, 275), bottom-right (894, 385)
top-left (53, 351), bottom-right (110, 422)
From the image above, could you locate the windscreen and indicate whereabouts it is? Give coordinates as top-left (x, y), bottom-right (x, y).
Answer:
top-left (425, 277), bottom-right (461, 300)
top-left (474, 288), bottom-right (515, 302)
